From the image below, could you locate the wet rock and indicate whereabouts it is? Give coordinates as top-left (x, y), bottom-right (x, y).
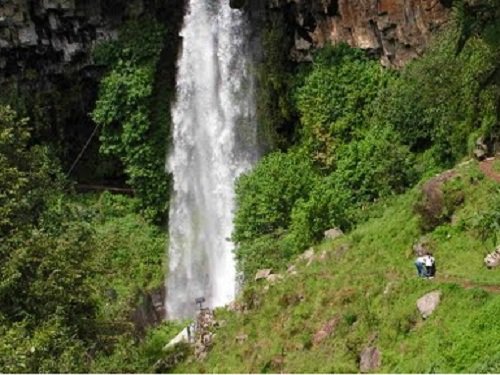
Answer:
top-left (416, 290), bottom-right (441, 319)
top-left (359, 346), bottom-right (381, 372)
top-left (255, 268), bottom-right (273, 281)
top-left (484, 247), bottom-right (500, 269)
top-left (324, 227), bottom-right (344, 240)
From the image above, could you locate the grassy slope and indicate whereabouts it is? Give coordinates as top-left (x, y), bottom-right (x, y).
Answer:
top-left (176, 161), bottom-right (500, 373)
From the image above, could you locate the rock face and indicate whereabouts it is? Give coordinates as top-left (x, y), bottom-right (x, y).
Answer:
top-left (416, 290), bottom-right (441, 319)
top-left (0, 0), bottom-right (183, 177)
top-left (267, 0), bottom-right (452, 67)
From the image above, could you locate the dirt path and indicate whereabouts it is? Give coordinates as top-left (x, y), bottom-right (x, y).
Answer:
top-left (479, 157), bottom-right (500, 183)
top-left (437, 274), bottom-right (500, 294)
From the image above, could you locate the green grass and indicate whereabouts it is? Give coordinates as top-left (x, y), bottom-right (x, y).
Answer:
top-left (175, 161), bottom-right (500, 373)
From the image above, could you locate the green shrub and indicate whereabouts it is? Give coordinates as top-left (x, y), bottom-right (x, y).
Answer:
top-left (92, 19), bottom-right (169, 223)
top-left (233, 151), bottom-right (318, 243)
top-left (375, 28), bottom-right (498, 165)
top-left (295, 45), bottom-right (390, 169)
top-left (288, 126), bottom-right (416, 249)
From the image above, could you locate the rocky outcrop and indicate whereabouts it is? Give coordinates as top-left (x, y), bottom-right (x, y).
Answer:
top-left (359, 346), bottom-right (381, 372)
top-left (324, 227), bottom-right (344, 240)
top-left (266, 0), bottom-right (452, 67)
top-left (484, 247), bottom-right (500, 269)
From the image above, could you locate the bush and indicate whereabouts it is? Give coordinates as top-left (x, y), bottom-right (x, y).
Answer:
top-left (233, 151), bottom-right (318, 243)
top-left (92, 19), bottom-right (169, 223)
top-left (295, 45), bottom-right (390, 169)
top-left (288, 126), bottom-right (416, 249)
top-left (375, 28), bottom-right (498, 165)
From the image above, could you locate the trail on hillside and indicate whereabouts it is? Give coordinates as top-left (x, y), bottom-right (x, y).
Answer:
top-left (479, 157), bottom-right (500, 182)
top-left (437, 274), bottom-right (500, 293)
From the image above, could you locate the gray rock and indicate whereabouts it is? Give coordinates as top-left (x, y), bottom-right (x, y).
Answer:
top-left (324, 227), bottom-right (344, 240)
top-left (255, 268), bottom-right (272, 281)
top-left (416, 290), bottom-right (441, 319)
top-left (298, 248), bottom-right (315, 262)
top-left (18, 23), bottom-right (38, 46)
top-left (359, 346), bottom-right (381, 373)
top-left (484, 247), bottom-right (500, 268)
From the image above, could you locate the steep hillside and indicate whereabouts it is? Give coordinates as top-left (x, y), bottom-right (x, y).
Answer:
top-left (175, 160), bottom-right (500, 373)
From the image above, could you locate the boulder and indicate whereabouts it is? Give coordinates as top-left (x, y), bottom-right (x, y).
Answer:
top-left (473, 137), bottom-right (488, 161)
top-left (255, 268), bottom-right (273, 281)
top-left (359, 346), bottom-right (381, 373)
top-left (484, 247), bottom-right (500, 269)
top-left (324, 227), bottom-right (344, 240)
top-left (298, 248), bottom-right (315, 262)
top-left (313, 316), bottom-right (339, 345)
top-left (416, 290), bottom-right (441, 319)
top-left (266, 273), bottom-right (284, 284)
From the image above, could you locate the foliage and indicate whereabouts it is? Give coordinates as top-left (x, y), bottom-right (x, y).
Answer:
top-left (0, 105), bottom-right (63, 237)
top-left (177, 162), bottom-right (500, 373)
top-left (233, 151), bottom-right (319, 243)
top-left (295, 45), bottom-right (390, 169)
top-left (92, 19), bottom-right (170, 223)
top-left (376, 26), bottom-right (498, 164)
top-left (90, 321), bottom-right (187, 373)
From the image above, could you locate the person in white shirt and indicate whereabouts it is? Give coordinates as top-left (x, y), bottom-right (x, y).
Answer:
top-left (423, 252), bottom-right (436, 278)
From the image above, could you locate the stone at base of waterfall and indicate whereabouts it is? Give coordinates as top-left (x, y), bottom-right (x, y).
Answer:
top-left (324, 227), bottom-right (344, 240)
top-left (484, 247), bottom-right (500, 268)
top-left (417, 291), bottom-right (441, 319)
top-left (255, 268), bottom-right (272, 281)
top-left (194, 309), bottom-right (216, 361)
top-left (359, 346), bottom-right (381, 373)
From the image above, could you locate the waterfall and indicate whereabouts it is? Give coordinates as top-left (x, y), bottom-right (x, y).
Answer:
top-left (166, 0), bottom-right (257, 319)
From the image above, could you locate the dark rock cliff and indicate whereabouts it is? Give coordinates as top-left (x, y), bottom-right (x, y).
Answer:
top-left (239, 0), bottom-right (452, 67)
top-left (0, 0), bottom-right (183, 180)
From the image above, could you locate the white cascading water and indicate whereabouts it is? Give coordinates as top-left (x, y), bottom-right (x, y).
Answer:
top-left (166, 0), bottom-right (257, 318)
